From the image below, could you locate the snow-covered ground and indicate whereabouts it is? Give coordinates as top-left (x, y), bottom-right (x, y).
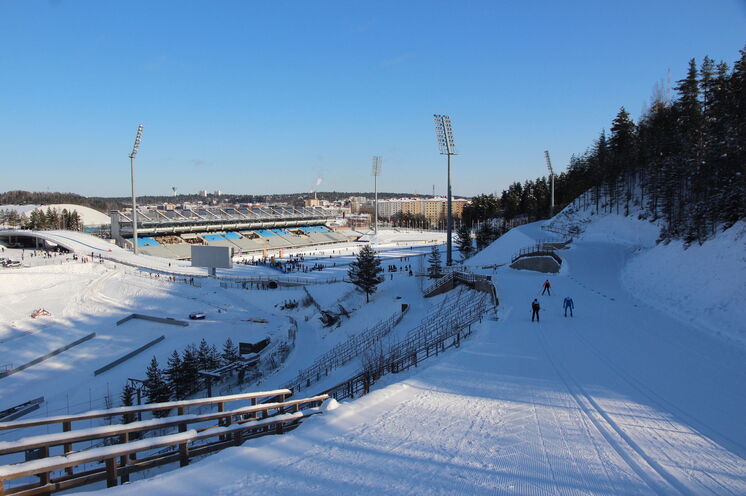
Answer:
top-left (2, 219), bottom-right (744, 495)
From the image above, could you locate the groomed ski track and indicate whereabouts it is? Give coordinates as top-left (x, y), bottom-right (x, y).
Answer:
top-left (79, 222), bottom-right (746, 496)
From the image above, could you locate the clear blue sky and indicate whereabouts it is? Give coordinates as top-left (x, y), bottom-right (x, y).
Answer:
top-left (1, 1), bottom-right (744, 198)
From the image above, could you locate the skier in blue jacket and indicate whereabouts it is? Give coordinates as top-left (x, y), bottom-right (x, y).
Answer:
top-left (563, 296), bottom-right (574, 317)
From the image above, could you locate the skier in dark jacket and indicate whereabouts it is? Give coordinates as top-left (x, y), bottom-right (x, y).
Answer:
top-left (531, 299), bottom-right (540, 322)
top-left (563, 296), bottom-right (574, 317)
top-left (542, 280), bottom-right (551, 296)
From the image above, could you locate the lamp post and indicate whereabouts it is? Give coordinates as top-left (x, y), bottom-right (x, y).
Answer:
top-left (129, 125), bottom-right (144, 254)
top-left (544, 150), bottom-right (555, 217)
top-left (372, 156), bottom-right (382, 236)
top-left (433, 114), bottom-right (456, 266)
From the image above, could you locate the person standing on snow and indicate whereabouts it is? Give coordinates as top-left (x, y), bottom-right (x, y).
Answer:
top-left (563, 296), bottom-right (574, 317)
top-left (541, 279), bottom-right (551, 296)
top-left (531, 299), bottom-right (541, 322)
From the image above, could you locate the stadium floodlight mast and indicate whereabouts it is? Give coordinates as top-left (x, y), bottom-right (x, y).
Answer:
top-left (129, 124), bottom-right (144, 254)
top-left (544, 150), bottom-right (555, 217)
top-left (433, 114), bottom-right (456, 266)
top-left (372, 156), bottom-right (382, 235)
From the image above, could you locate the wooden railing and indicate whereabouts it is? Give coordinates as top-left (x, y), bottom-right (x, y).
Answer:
top-left (0, 389), bottom-right (327, 496)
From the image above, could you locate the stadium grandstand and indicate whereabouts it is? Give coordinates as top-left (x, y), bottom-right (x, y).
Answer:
top-left (110, 206), bottom-right (353, 259)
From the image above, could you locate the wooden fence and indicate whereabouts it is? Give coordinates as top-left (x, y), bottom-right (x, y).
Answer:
top-left (0, 389), bottom-right (327, 496)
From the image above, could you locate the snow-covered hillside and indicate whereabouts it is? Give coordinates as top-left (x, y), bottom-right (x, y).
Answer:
top-left (43, 214), bottom-right (743, 496)
top-left (0, 204), bottom-right (111, 226)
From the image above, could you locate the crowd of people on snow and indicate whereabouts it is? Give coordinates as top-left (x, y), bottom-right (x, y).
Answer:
top-left (530, 279), bottom-right (574, 322)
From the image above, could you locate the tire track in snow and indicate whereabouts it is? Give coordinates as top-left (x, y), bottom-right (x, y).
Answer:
top-left (535, 327), bottom-right (692, 496)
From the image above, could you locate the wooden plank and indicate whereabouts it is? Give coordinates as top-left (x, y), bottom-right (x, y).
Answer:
top-left (0, 431), bottom-right (196, 480)
top-left (0, 389), bottom-right (292, 431)
top-left (0, 395), bottom-right (327, 455)
top-left (0, 398), bottom-right (326, 483)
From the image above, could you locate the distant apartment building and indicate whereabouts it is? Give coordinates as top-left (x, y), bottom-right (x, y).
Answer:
top-left (348, 196), bottom-right (368, 214)
top-left (345, 213), bottom-right (371, 229)
top-left (377, 197), bottom-right (469, 225)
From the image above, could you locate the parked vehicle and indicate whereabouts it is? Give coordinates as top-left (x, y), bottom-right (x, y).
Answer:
top-left (189, 312), bottom-right (206, 320)
top-left (2, 260), bottom-right (21, 268)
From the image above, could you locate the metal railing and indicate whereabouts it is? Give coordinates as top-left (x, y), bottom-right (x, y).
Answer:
top-left (323, 289), bottom-right (490, 402)
top-left (510, 242), bottom-right (563, 264)
top-left (287, 307), bottom-right (408, 393)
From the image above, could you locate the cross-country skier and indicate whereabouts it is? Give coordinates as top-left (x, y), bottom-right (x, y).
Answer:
top-left (531, 299), bottom-right (540, 322)
top-left (563, 296), bottom-right (574, 317)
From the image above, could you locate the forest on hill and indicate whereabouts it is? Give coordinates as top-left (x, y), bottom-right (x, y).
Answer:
top-left (482, 46), bottom-right (745, 244)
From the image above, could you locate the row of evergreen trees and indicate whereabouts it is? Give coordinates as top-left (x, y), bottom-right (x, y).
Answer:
top-left (120, 338), bottom-right (241, 419)
top-left (425, 221), bottom-right (503, 277)
top-left (0, 207), bottom-right (82, 230)
top-left (497, 47), bottom-right (745, 244)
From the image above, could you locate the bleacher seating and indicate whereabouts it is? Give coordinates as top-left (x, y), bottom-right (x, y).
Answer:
top-left (136, 237), bottom-right (161, 247)
top-left (134, 225), bottom-right (351, 260)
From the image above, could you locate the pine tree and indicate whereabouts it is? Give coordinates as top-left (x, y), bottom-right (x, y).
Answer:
top-left (222, 338), bottom-right (240, 364)
top-left (475, 221), bottom-right (498, 252)
top-left (120, 383), bottom-right (137, 424)
top-left (164, 350), bottom-right (186, 400)
top-left (426, 246), bottom-right (442, 278)
top-left (197, 339), bottom-right (221, 372)
top-left (180, 344), bottom-right (199, 396)
top-left (143, 356), bottom-right (171, 417)
top-left (456, 223), bottom-right (473, 260)
top-left (348, 245), bottom-right (384, 302)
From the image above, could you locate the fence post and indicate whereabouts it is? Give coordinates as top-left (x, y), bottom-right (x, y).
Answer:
top-left (250, 397), bottom-right (257, 419)
top-left (63, 421), bottom-right (73, 475)
top-left (105, 457), bottom-right (117, 487)
top-left (119, 431), bottom-right (130, 470)
top-left (177, 407), bottom-right (189, 467)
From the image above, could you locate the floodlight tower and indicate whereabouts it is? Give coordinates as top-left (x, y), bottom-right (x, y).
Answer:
top-left (544, 150), bottom-right (555, 217)
top-left (129, 124), bottom-right (143, 254)
top-left (433, 114), bottom-right (456, 266)
top-left (372, 156), bottom-right (382, 235)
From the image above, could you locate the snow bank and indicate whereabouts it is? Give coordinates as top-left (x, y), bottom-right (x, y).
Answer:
top-left (466, 226), bottom-right (536, 267)
top-left (579, 213), bottom-right (659, 247)
top-left (622, 221), bottom-right (746, 346)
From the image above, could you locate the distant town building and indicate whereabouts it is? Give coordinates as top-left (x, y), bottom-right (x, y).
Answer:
top-left (376, 197), bottom-right (469, 225)
top-left (345, 213), bottom-right (371, 229)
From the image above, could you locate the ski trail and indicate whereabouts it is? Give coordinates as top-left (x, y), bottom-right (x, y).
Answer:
top-left (535, 327), bottom-right (690, 495)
